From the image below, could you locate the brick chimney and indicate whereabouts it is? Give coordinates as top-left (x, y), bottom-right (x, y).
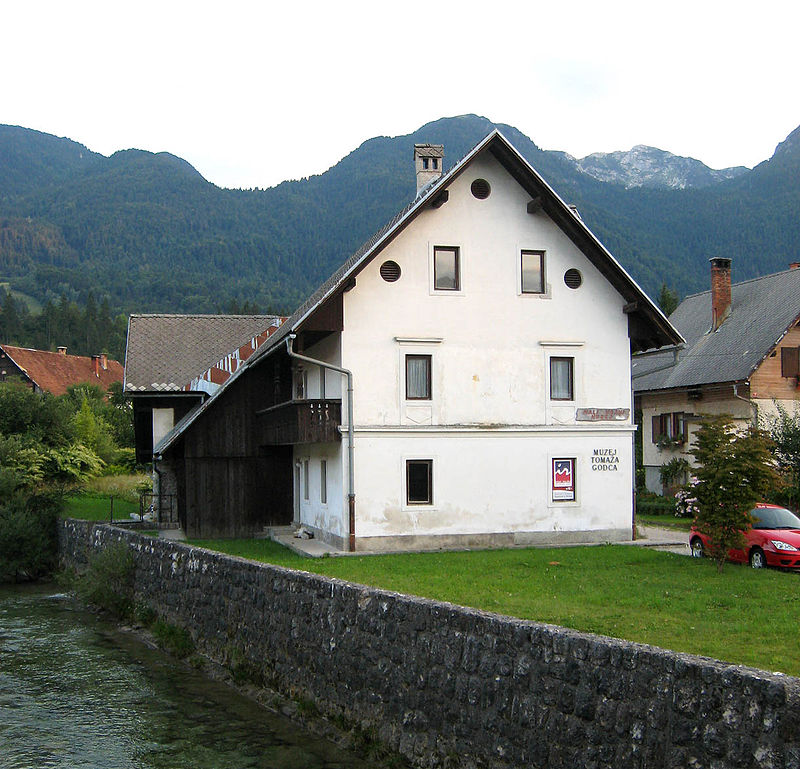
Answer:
top-left (100, 352), bottom-right (108, 370)
top-left (91, 354), bottom-right (100, 377)
top-left (790, 262), bottom-right (800, 270)
top-left (710, 257), bottom-right (732, 331)
top-left (414, 144), bottom-right (444, 194)
top-left (57, 346), bottom-right (67, 355)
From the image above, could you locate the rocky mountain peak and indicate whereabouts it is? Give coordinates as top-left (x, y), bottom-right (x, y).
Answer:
top-left (570, 145), bottom-right (748, 190)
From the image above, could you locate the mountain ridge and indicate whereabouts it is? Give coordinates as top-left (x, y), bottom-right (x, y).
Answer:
top-left (0, 115), bottom-right (798, 318)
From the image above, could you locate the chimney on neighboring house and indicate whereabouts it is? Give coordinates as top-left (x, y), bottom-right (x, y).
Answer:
top-left (790, 262), bottom-right (800, 270)
top-left (57, 346), bottom-right (67, 355)
top-left (91, 354), bottom-right (100, 377)
top-left (710, 257), bottom-right (732, 331)
top-left (100, 353), bottom-right (108, 370)
top-left (414, 144), bottom-right (444, 194)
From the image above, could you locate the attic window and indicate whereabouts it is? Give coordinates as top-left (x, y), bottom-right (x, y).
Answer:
top-left (380, 260), bottom-right (401, 282)
top-left (432, 158), bottom-right (438, 170)
top-left (564, 269), bottom-right (582, 289)
top-left (422, 158), bottom-right (429, 170)
top-left (471, 179), bottom-right (491, 199)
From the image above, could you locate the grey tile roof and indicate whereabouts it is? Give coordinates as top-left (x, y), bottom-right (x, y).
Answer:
top-left (633, 267), bottom-right (800, 392)
top-left (124, 314), bottom-right (283, 392)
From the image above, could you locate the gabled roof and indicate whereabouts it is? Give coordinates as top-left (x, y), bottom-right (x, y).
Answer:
top-left (124, 314), bottom-right (283, 393)
top-left (0, 344), bottom-right (123, 396)
top-left (156, 130), bottom-right (682, 454)
top-left (633, 267), bottom-right (800, 392)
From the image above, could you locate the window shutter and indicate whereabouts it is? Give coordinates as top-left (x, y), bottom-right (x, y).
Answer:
top-left (781, 347), bottom-right (800, 378)
top-left (651, 415), bottom-right (660, 443)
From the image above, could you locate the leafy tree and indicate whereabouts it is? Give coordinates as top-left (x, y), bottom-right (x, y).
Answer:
top-left (690, 416), bottom-right (777, 571)
top-left (762, 403), bottom-right (800, 511)
top-left (657, 284), bottom-right (679, 316)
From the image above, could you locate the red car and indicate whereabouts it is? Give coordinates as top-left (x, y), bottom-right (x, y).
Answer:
top-left (690, 504), bottom-right (800, 569)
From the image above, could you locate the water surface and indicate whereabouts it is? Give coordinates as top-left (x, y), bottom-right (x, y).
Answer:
top-left (0, 584), bottom-right (370, 769)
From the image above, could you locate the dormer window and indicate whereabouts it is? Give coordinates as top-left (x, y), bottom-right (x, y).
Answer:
top-left (432, 158), bottom-right (438, 170)
top-left (422, 158), bottom-right (429, 170)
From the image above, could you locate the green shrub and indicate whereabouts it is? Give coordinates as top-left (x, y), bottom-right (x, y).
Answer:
top-left (0, 490), bottom-right (61, 582)
top-left (77, 541), bottom-right (135, 617)
top-left (635, 490), bottom-right (676, 516)
top-left (151, 620), bottom-right (195, 659)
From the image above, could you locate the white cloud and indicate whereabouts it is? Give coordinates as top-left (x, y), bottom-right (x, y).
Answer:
top-left (2, 0), bottom-right (798, 187)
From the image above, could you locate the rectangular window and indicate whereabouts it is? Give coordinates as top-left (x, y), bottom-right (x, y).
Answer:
top-left (521, 250), bottom-right (545, 294)
top-left (781, 346), bottom-right (799, 377)
top-left (672, 412), bottom-right (686, 442)
top-left (406, 460), bottom-right (433, 505)
top-left (434, 246), bottom-right (460, 291)
top-left (303, 459), bottom-right (309, 500)
top-left (405, 354), bottom-right (432, 400)
top-left (294, 369), bottom-right (306, 400)
top-left (319, 367), bottom-right (326, 399)
top-left (550, 357), bottom-right (574, 400)
top-left (320, 460), bottom-right (327, 504)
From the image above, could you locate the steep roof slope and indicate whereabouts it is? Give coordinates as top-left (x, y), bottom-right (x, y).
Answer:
top-left (1, 345), bottom-right (123, 396)
top-left (156, 130), bottom-right (682, 454)
top-left (633, 267), bottom-right (800, 392)
top-left (124, 314), bottom-right (283, 392)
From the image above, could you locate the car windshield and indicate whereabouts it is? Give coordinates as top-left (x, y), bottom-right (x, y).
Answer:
top-left (751, 507), bottom-right (800, 530)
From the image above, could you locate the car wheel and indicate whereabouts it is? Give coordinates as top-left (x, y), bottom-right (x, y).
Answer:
top-left (690, 537), bottom-right (704, 558)
top-left (749, 547), bottom-right (766, 569)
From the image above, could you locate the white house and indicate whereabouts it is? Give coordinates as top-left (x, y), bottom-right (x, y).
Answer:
top-left (155, 131), bottom-right (680, 549)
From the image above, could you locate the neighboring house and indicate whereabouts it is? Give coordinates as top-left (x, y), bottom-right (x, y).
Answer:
top-left (123, 314), bottom-right (284, 464)
top-left (633, 259), bottom-right (800, 494)
top-left (0, 344), bottom-right (123, 396)
top-left (154, 130), bottom-right (680, 547)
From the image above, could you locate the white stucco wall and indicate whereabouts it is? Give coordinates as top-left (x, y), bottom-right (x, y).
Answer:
top-left (315, 152), bottom-right (638, 545)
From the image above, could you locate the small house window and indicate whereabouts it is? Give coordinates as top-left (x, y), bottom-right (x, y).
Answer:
top-left (432, 158), bottom-right (438, 170)
top-left (651, 412), bottom-right (687, 444)
top-left (434, 246), bottom-right (460, 291)
top-left (320, 460), bottom-right (327, 504)
top-left (550, 357), bottom-right (574, 401)
top-left (781, 347), bottom-right (799, 377)
top-left (422, 157), bottom-right (429, 170)
top-left (405, 355), bottom-right (431, 400)
top-left (406, 460), bottom-right (433, 505)
top-left (521, 250), bottom-right (545, 294)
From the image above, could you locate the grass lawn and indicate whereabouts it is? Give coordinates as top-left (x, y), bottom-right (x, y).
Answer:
top-left (637, 515), bottom-right (694, 531)
top-left (62, 494), bottom-right (140, 522)
top-left (189, 537), bottom-right (800, 677)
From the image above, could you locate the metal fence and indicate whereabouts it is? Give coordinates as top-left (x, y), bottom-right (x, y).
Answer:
top-left (139, 492), bottom-right (178, 525)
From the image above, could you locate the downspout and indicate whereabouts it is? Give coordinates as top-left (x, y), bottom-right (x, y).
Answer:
top-left (733, 383), bottom-right (758, 427)
top-left (152, 453), bottom-right (162, 525)
top-left (286, 334), bottom-right (356, 552)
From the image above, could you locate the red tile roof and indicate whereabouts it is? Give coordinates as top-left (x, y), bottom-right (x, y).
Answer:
top-left (0, 345), bottom-right (124, 396)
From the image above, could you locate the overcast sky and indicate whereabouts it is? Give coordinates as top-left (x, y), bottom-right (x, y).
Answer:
top-left (4, 0), bottom-right (799, 190)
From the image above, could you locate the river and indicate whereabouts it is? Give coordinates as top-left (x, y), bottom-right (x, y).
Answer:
top-left (0, 584), bottom-right (372, 769)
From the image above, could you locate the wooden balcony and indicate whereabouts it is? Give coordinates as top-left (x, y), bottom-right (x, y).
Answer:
top-left (256, 399), bottom-right (342, 445)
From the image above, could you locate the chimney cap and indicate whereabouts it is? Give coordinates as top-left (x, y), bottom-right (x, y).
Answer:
top-left (789, 262), bottom-right (800, 270)
top-left (709, 257), bottom-right (732, 269)
top-left (57, 346), bottom-right (67, 355)
top-left (413, 143), bottom-right (444, 159)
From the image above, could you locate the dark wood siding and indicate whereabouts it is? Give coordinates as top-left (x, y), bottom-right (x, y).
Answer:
top-left (166, 350), bottom-right (297, 538)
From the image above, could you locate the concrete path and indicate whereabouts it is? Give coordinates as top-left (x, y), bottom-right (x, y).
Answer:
top-left (270, 525), bottom-right (690, 558)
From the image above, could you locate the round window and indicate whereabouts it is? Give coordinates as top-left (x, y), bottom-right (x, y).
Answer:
top-left (470, 179), bottom-right (491, 199)
top-left (379, 260), bottom-right (401, 282)
top-left (564, 269), bottom-right (582, 289)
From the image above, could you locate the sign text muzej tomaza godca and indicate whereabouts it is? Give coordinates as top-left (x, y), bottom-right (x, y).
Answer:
top-left (591, 448), bottom-right (620, 471)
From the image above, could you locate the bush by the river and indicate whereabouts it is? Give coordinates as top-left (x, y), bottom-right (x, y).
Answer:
top-left (0, 380), bottom-right (134, 582)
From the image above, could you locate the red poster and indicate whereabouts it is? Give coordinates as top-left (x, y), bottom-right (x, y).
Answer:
top-left (552, 458), bottom-right (575, 501)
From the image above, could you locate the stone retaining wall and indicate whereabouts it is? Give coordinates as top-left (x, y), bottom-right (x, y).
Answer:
top-left (60, 520), bottom-right (800, 769)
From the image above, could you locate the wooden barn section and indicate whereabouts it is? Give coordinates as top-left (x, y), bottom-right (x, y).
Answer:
top-left (158, 343), bottom-right (342, 539)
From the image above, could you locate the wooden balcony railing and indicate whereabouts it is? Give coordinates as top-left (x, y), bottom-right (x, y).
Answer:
top-left (256, 399), bottom-right (342, 445)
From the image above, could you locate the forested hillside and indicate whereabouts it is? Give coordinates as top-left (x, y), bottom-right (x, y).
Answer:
top-left (1, 117), bottom-right (799, 339)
